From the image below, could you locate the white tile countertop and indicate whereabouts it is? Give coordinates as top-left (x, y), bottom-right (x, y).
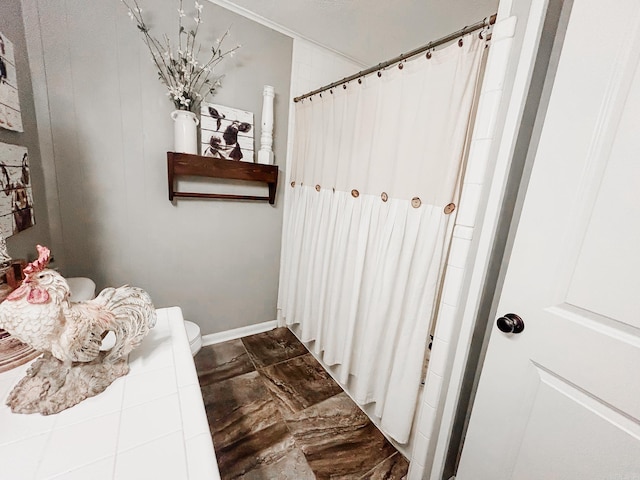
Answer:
top-left (0, 307), bottom-right (219, 480)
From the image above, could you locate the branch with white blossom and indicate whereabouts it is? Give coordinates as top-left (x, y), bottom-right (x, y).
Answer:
top-left (120, 0), bottom-right (240, 111)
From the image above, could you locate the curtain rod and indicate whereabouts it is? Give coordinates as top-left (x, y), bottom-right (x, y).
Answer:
top-left (293, 13), bottom-right (497, 103)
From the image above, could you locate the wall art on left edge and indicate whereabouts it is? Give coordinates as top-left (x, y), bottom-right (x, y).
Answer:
top-left (0, 33), bottom-right (23, 132)
top-left (200, 103), bottom-right (254, 162)
top-left (0, 142), bottom-right (34, 236)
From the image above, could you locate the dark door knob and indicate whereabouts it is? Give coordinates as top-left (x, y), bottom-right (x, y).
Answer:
top-left (496, 313), bottom-right (525, 334)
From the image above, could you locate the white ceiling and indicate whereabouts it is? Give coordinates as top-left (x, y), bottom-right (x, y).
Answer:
top-left (210, 0), bottom-right (499, 66)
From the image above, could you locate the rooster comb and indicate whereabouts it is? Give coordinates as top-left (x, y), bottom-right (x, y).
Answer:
top-left (23, 245), bottom-right (51, 275)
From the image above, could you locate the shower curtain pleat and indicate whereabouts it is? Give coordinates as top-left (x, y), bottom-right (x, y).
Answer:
top-left (278, 32), bottom-right (484, 444)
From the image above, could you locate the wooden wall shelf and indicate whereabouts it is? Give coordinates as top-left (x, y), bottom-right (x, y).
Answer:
top-left (167, 152), bottom-right (278, 204)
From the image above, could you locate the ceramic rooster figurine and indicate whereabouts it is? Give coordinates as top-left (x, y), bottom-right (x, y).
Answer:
top-left (0, 245), bottom-right (156, 414)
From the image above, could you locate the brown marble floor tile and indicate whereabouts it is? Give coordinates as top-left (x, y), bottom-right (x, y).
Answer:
top-left (241, 447), bottom-right (316, 480)
top-left (242, 327), bottom-right (308, 368)
top-left (360, 452), bottom-right (409, 479)
top-left (195, 339), bottom-right (255, 385)
top-left (201, 370), bottom-right (283, 449)
top-left (215, 421), bottom-right (298, 480)
top-left (200, 330), bottom-right (408, 480)
top-left (260, 353), bottom-right (343, 418)
top-left (287, 393), bottom-right (397, 479)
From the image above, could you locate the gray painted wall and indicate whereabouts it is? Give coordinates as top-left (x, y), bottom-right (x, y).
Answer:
top-left (24, 0), bottom-right (292, 334)
top-left (0, 0), bottom-right (52, 261)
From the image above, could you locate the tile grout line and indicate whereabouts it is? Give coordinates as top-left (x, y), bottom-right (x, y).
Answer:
top-left (238, 337), bottom-right (258, 371)
top-left (358, 451), bottom-right (399, 479)
top-left (254, 349), bottom-right (308, 370)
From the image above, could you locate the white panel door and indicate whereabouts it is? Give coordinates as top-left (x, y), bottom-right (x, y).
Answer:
top-left (457, 1), bottom-right (640, 479)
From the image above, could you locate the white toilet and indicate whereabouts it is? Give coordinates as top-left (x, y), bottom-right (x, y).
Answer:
top-left (184, 320), bottom-right (202, 356)
top-left (66, 277), bottom-right (96, 302)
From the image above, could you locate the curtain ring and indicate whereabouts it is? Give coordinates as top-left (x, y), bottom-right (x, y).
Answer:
top-left (351, 189), bottom-right (360, 198)
top-left (398, 63), bottom-right (404, 70)
top-left (458, 38), bottom-right (464, 47)
top-left (315, 184), bottom-right (321, 192)
top-left (358, 78), bottom-right (362, 84)
top-left (377, 71), bottom-right (382, 78)
top-left (343, 84), bottom-right (347, 89)
top-left (290, 181), bottom-right (295, 188)
top-left (330, 89), bottom-right (333, 94)
top-left (426, 50), bottom-right (432, 59)
top-left (381, 192), bottom-right (388, 202)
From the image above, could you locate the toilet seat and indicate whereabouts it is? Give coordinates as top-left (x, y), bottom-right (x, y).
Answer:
top-left (184, 320), bottom-right (202, 356)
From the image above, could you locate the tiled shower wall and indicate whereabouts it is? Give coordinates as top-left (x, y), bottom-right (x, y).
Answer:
top-left (408, 16), bottom-right (518, 480)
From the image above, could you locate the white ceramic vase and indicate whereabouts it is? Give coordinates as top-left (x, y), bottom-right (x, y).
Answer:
top-left (171, 110), bottom-right (199, 154)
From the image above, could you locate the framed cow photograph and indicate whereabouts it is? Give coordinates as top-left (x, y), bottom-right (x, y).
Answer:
top-left (200, 103), bottom-right (254, 163)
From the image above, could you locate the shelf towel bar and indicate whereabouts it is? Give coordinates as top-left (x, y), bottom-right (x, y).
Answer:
top-left (167, 152), bottom-right (278, 204)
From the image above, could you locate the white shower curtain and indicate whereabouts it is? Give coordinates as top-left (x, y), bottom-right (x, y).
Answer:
top-left (278, 33), bottom-right (484, 443)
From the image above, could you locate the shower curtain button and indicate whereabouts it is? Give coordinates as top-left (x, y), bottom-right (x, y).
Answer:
top-left (381, 192), bottom-right (388, 202)
top-left (351, 189), bottom-right (360, 198)
top-left (444, 203), bottom-right (456, 214)
top-left (411, 197), bottom-right (421, 208)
